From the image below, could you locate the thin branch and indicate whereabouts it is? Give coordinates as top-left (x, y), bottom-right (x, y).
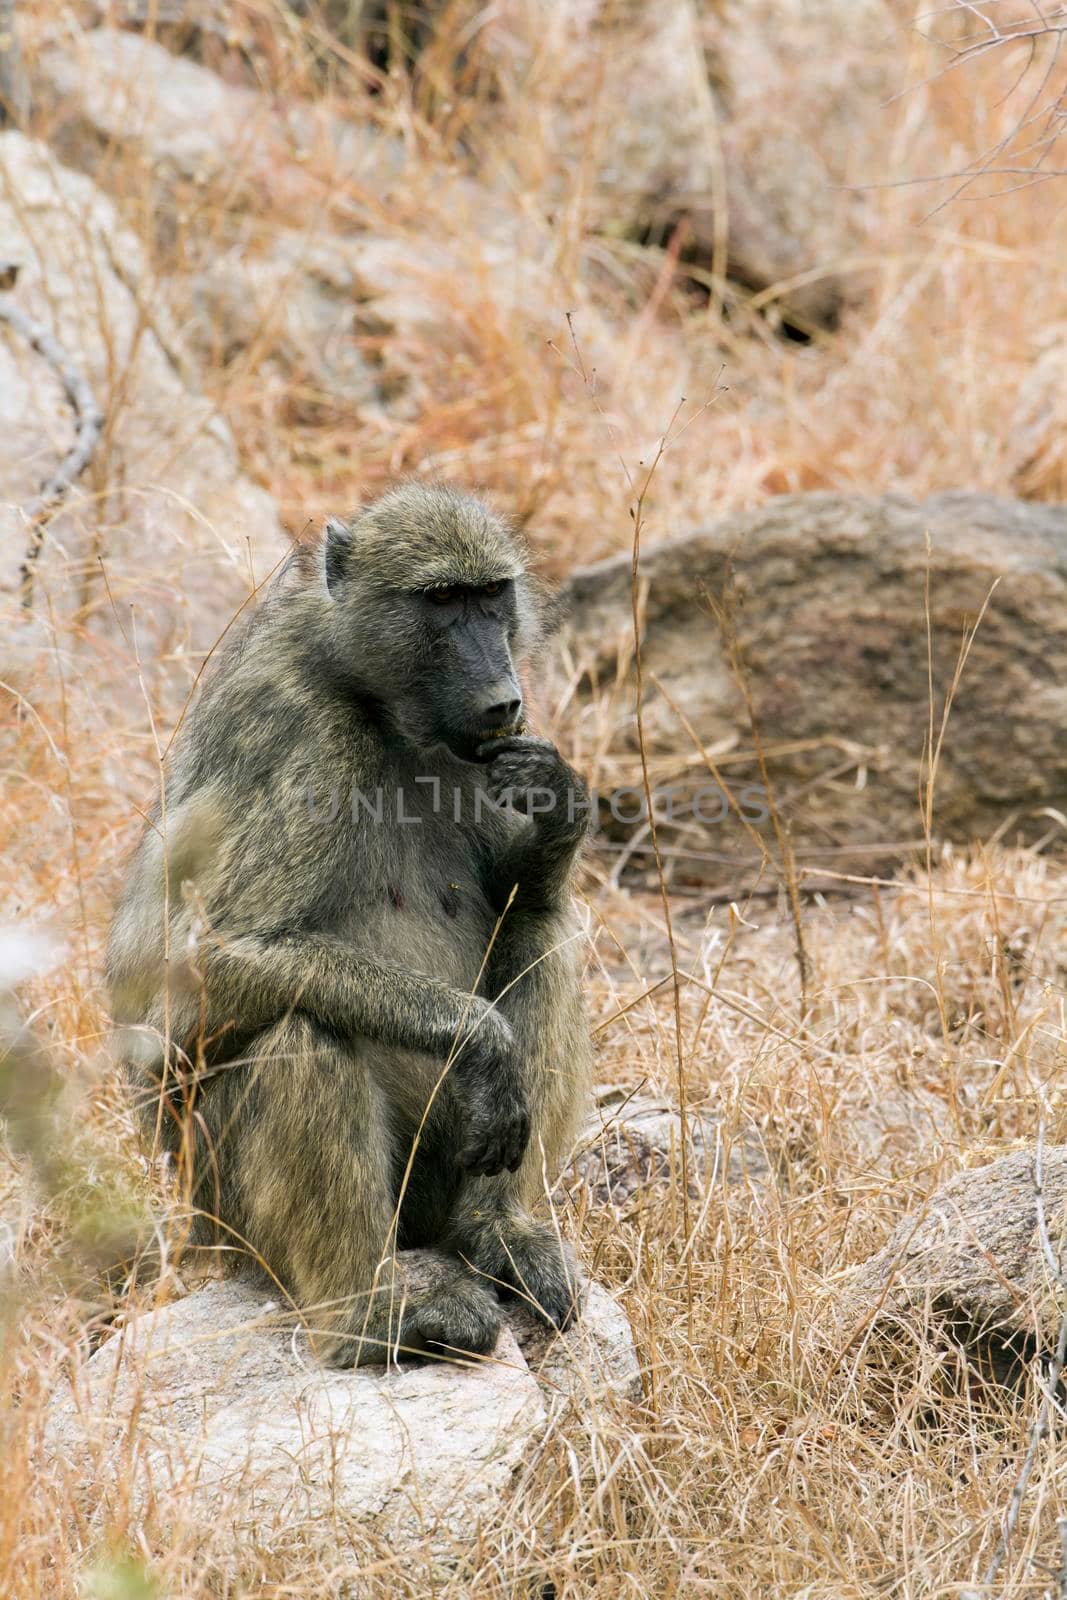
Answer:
top-left (870, 5), bottom-right (1067, 208)
top-left (0, 283), bottom-right (105, 606)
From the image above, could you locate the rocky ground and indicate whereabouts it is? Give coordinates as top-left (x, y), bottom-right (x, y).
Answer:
top-left (3, 3), bottom-right (1067, 1597)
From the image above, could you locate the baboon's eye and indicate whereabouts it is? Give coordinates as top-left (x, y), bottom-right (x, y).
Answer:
top-left (482, 581), bottom-right (504, 597)
top-left (425, 585), bottom-right (461, 605)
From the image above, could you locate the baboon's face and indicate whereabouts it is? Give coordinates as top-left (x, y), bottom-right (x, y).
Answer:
top-left (324, 495), bottom-right (533, 763)
top-left (401, 575), bottom-right (526, 761)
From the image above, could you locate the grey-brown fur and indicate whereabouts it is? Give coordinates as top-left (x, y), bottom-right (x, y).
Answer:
top-left (107, 484), bottom-right (592, 1364)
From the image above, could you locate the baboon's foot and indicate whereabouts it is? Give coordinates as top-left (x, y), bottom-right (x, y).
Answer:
top-left (408, 1271), bottom-right (502, 1361)
top-left (319, 1255), bottom-right (502, 1368)
top-left (464, 1219), bottom-right (581, 1332)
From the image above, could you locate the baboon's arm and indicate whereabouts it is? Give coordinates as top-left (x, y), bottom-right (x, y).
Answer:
top-left (490, 825), bottom-right (583, 914)
top-left (192, 931), bottom-right (523, 1171)
top-left (474, 898), bottom-right (588, 1194)
top-left (469, 737), bottom-right (592, 1181)
top-left (194, 930), bottom-right (506, 1062)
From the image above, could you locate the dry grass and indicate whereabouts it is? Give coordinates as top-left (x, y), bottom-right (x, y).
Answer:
top-left (3, 0), bottom-right (1067, 1594)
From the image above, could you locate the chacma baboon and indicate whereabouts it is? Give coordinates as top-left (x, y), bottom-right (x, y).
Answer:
top-left (107, 484), bottom-right (592, 1364)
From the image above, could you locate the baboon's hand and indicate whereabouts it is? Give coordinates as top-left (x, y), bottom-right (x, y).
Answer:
top-left (454, 1006), bottom-right (530, 1177)
top-left (477, 734), bottom-right (589, 843)
top-left (458, 1078), bottom-right (530, 1177)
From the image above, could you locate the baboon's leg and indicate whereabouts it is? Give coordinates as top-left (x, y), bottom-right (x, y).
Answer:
top-left (446, 956), bottom-right (587, 1330)
top-left (444, 1042), bottom-right (583, 1334)
top-left (207, 1015), bottom-right (501, 1366)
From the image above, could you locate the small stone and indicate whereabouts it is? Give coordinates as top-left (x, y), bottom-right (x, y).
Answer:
top-left (572, 1087), bottom-right (771, 1211)
top-left (841, 1146), bottom-right (1067, 1360)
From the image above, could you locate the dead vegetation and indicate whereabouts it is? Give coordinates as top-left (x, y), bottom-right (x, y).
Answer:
top-left (3, 1), bottom-right (1067, 1594)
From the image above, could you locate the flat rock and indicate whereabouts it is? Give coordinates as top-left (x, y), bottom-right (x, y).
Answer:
top-left (511, 1279), bottom-right (642, 1409)
top-left (46, 1271), bottom-right (639, 1553)
top-left (843, 1146), bottom-right (1067, 1355)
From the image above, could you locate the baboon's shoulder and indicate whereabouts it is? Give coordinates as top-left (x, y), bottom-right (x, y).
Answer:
top-left (172, 586), bottom-right (361, 797)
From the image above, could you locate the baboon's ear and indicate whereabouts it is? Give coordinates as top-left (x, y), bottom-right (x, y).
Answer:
top-left (515, 572), bottom-right (559, 656)
top-left (324, 517), bottom-right (354, 595)
top-left (539, 584), bottom-right (570, 639)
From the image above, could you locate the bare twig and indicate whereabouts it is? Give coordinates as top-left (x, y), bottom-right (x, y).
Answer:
top-left (624, 397), bottom-right (696, 1327)
top-left (898, 3), bottom-right (1067, 205)
top-left (0, 286), bottom-right (105, 606)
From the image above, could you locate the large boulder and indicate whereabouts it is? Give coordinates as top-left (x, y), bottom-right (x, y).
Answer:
top-left (556, 492), bottom-right (1067, 889)
top-left (41, 5), bottom-right (895, 340)
top-left (498, 0), bottom-right (895, 329)
top-left (35, 28), bottom-right (394, 243)
top-left (0, 132), bottom-right (286, 660)
top-left (46, 1272), bottom-right (639, 1560)
top-left (33, 29), bottom-right (471, 442)
top-left (706, 0), bottom-right (894, 329)
top-left (37, 27), bottom-right (266, 212)
top-left (175, 230), bottom-right (386, 420)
